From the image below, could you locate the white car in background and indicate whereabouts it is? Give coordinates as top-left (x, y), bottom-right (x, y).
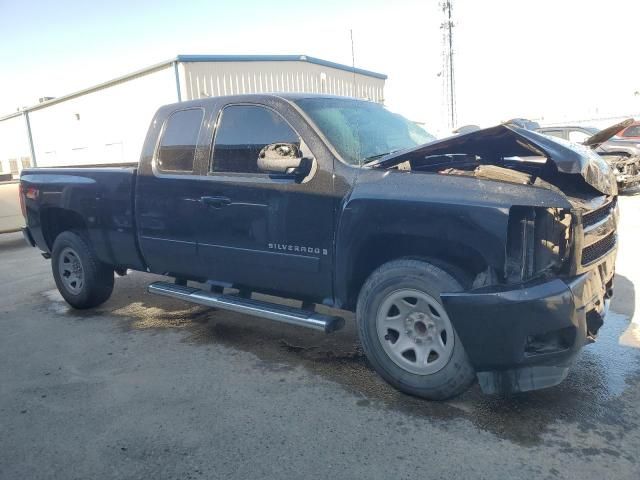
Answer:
top-left (0, 174), bottom-right (23, 233)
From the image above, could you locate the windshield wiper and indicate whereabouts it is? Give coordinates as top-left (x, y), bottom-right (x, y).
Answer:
top-left (362, 150), bottom-right (400, 164)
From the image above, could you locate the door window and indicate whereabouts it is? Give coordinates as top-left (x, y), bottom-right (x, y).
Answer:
top-left (157, 109), bottom-right (204, 173)
top-left (622, 125), bottom-right (640, 137)
top-left (211, 105), bottom-right (300, 174)
top-left (540, 130), bottom-right (565, 140)
top-left (568, 130), bottom-right (590, 144)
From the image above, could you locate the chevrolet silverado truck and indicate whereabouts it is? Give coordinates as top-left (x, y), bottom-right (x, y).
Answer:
top-left (20, 94), bottom-right (619, 399)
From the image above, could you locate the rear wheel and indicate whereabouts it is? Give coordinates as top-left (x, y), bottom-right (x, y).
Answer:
top-left (51, 231), bottom-right (114, 309)
top-left (356, 259), bottom-right (475, 400)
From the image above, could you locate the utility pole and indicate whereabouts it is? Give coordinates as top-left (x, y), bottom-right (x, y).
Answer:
top-left (440, 0), bottom-right (456, 129)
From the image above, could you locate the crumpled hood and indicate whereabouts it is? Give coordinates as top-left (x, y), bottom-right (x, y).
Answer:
top-left (369, 124), bottom-right (618, 195)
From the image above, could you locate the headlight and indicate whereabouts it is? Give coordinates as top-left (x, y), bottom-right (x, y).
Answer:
top-left (505, 206), bottom-right (572, 283)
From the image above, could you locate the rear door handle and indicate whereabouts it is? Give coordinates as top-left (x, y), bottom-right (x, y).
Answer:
top-left (200, 196), bottom-right (231, 208)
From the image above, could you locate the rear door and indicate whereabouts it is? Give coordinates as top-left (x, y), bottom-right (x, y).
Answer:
top-left (135, 107), bottom-right (209, 279)
top-left (194, 102), bottom-right (336, 302)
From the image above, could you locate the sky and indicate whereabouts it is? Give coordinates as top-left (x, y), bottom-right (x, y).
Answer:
top-left (1, 0), bottom-right (639, 134)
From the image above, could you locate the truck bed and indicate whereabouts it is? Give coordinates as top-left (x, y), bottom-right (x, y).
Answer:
top-left (20, 166), bottom-right (145, 270)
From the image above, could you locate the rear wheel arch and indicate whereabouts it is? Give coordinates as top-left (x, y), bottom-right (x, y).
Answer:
top-left (41, 208), bottom-right (88, 251)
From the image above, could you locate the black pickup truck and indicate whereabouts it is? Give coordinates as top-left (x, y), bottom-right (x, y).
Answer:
top-left (20, 94), bottom-right (619, 399)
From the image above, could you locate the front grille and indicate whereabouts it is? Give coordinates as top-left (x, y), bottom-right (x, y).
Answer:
top-left (582, 197), bottom-right (616, 227)
top-left (581, 231), bottom-right (617, 266)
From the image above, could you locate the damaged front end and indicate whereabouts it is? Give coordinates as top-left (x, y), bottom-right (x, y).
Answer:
top-left (504, 205), bottom-right (572, 283)
top-left (369, 123), bottom-right (618, 196)
top-left (582, 118), bottom-right (640, 192)
top-left (368, 125), bottom-right (619, 394)
top-left (600, 153), bottom-right (640, 191)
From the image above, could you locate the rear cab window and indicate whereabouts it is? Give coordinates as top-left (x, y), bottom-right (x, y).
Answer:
top-left (156, 109), bottom-right (204, 174)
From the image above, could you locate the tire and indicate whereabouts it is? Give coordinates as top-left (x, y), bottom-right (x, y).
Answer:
top-left (356, 259), bottom-right (475, 400)
top-left (51, 231), bottom-right (114, 309)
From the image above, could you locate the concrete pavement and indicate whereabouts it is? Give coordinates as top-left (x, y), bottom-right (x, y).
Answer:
top-left (1, 196), bottom-right (639, 479)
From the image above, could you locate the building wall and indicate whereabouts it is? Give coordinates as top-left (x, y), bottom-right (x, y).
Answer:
top-left (27, 66), bottom-right (177, 168)
top-left (0, 115), bottom-right (31, 176)
top-left (0, 58), bottom-right (386, 174)
top-left (181, 61), bottom-right (385, 103)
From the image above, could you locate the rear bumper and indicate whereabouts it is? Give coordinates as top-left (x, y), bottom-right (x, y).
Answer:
top-left (441, 253), bottom-right (615, 394)
top-left (22, 227), bottom-right (35, 247)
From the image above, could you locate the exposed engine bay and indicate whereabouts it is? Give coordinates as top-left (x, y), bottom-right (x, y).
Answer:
top-left (370, 123), bottom-right (617, 197)
top-left (368, 124), bottom-right (619, 293)
top-left (600, 152), bottom-right (640, 191)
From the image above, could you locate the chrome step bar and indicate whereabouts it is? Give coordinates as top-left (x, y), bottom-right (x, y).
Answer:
top-left (147, 281), bottom-right (345, 333)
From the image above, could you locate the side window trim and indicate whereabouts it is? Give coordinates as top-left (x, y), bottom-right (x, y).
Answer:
top-left (208, 103), bottom-right (303, 178)
top-left (153, 107), bottom-right (205, 177)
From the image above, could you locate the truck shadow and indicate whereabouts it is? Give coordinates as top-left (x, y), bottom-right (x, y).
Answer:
top-left (0, 232), bottom-right (28, 252)
top-left (43, 271), bottom-right (640, 449)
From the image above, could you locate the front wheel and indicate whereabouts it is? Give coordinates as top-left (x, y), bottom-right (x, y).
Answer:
top-left (356, 259), bottom-right (476, 400)
top-left (51, 231), bottom-right (114, 309)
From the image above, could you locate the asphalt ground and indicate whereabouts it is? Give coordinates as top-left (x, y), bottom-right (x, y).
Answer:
top-left (1, 195), bottom-right (639, 479)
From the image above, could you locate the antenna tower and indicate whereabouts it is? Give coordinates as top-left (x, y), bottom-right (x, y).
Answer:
top-left (440, 1), bottom-right (456, 129)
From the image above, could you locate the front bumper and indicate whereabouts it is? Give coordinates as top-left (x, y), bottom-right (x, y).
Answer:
top-left (441, 255), bottom-right (615, 394)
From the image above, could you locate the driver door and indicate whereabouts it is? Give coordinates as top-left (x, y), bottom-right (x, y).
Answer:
top-left (195, 103), bottom-right (335, 301)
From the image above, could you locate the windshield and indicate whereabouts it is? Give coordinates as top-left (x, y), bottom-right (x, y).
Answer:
top-left (294, 97), bottom-right (436, 165)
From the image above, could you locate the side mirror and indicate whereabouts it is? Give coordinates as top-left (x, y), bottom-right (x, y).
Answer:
top-left (257, 143), bottom-right (303, 174)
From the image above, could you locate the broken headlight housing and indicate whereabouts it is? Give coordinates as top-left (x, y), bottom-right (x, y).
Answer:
top-left (505, 206), bottom-right (572, 283)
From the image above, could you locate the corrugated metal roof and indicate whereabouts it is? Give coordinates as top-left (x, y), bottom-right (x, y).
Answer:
top-left (0, 55), bottom-right (386, 121)
top-left (176, 55), bottom-right (387, 80)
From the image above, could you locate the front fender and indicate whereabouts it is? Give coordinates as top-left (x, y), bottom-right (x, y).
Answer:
top-left (333, 169), bottom-right (572, 308)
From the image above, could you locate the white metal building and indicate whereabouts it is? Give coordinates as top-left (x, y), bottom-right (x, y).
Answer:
top-left (0, 55), bottom-right (386, 175)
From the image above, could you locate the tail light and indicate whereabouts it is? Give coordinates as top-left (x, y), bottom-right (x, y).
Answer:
top-left (19, 184), bottom-right (38, 218)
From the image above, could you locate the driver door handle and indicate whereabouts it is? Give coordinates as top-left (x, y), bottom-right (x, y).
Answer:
top-left (200, 196), bottom-right (231, 208)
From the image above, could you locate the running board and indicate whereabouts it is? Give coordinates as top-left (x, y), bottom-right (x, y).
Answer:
top-left (147, 281), bottom-right (345, 333)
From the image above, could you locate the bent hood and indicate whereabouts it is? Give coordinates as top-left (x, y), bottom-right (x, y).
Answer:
top-left (369, 124), bottom-right (617, 195)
